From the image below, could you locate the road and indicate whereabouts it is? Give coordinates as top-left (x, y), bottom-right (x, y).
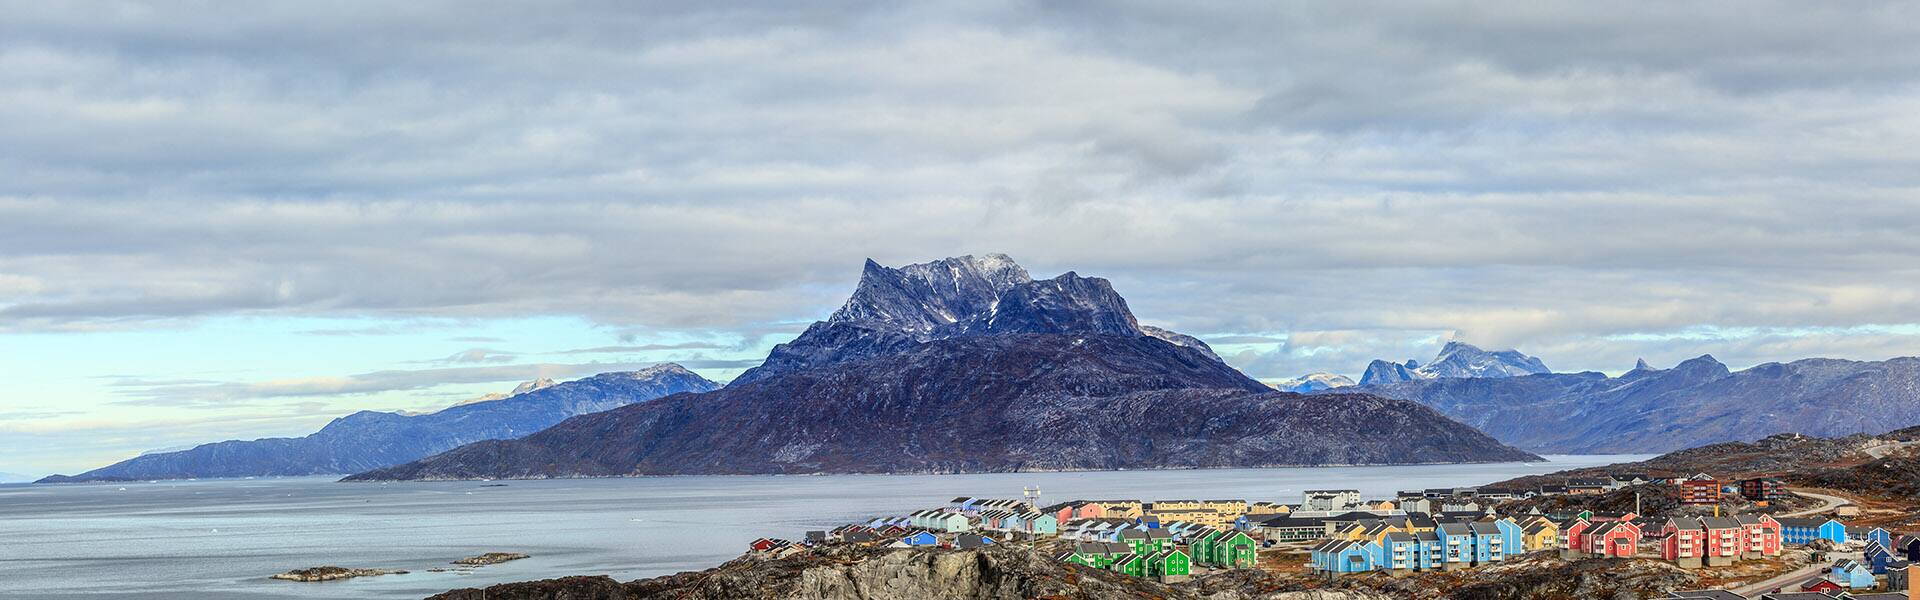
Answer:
top-left (1731, 561), bottom-right (1827, 596)
top-left (1781, 489), bottom-right (1850, 518)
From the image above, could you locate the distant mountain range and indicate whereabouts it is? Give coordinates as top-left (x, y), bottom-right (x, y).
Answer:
top-left (1358, 341), bottom-right (1551, 385)
top-left (1270, 372), bottom-right (1355, 393)
top-left (37, 365), bottom-right (718, 483)
top-left (1353, 354), bottom-right (1920, 454)
top-left (349, 255), bottom-right (1537, 480)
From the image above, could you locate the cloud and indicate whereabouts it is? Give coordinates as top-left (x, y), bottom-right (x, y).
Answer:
top-left (554, 342), bottom-right (730, 354)
top-left (436, 348), bottom-right (518, 364)
top-left (0, 1), bottom-right (1916, 379)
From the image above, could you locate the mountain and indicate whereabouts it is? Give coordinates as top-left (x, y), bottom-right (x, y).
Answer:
top-left (348, 255), bottom-right (1537, 481)
top-left (1356, 341), bottom-right (1550, 385)
top-left (732, 254), bottom-right (1220, 385)
top-left (1354, 354), bottom-right (1920, 454)
top-left (1271, 372), bottom-right (1356, 393)
top-left (347, 335), bottom-right (1537, 480)
top-left (36, 364), bottom-right (718, 483)
top-left (453, 377), bottom-right (557, 407)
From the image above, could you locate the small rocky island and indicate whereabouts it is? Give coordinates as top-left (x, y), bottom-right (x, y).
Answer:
top-left (453, 552), bottom-right (530, 566)
top-left (270, 566), bottom-right (406, 582)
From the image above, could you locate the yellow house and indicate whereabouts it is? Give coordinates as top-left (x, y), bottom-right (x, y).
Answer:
top-left (1148, 499), bottom-right (1206, 512)
top-left (1247, 502), bottom-right (1289, 515)
top-left (1369, 500), bottom-right (1397, 511)
top-left (1149, 508), bottom-right (1235, 528)
top-left (1201, 499), bottom-right (1249, 515)
top-left (1519, 517), bottom-right (1559, 551)
top-left (1091, 500), bottom-right (1144, 519)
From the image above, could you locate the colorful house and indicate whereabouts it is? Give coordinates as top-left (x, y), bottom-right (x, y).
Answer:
top-left (1310, 539), bottom-right (1381, 574)
top-left (1118, 527), bottom-right (1173, 555)
top-left (1662, 517), bottom-right (1709, 568)
top-left (1574, 520), bottom-right (1640, 558)
top-left (1867, 527), bottom-right (1895, 550)
top-left (1778, 518), bottom-right (1847, 545)
top-left (1187, 528), bottom-right (1221, 562)
top-left (1866, 540), bottom-right (1895, 574)
top-left (1679, 474), bottom-right (1721, 505)
top-left (1829, 559), bottom-right (1875, 589)
top-left (1044, 501), bottom-right (1107, 524)
top-left (1521, 517), bottom-right (1559, 552)
top-left (1437, 522), bottom-right (1475, 569)
top-left (1733, 514), bottom-right (1784, 558)
top-left (895, 531), bottom-right (938, 546)
top-left (1061, 541), bottom-right (1132, 569)
top-left (1799, 577), bottom-right (1843, 594)
top-left (1698, 516), bottom-right (1743, 566)
top-left (1111, 553), bottom-right (1147, 577)
top-left (1209, 530), bottom-right (1258, 569)
top-left (1381, 532), bottom-right (1423, 573)
top-left (1145, 549), bottom-right (1192, 578)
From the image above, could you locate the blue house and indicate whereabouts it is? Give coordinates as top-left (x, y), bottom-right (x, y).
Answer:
top-left (896, 531), bottom-right (939, 546)
top-left (1779, 518), bottom-right (1847, 545)
top-left (1829, 559), bottom-right (1875, 589)
top-left (1865, 540), bottom-right (1894, 574)
top-left (1381, 532), bottom-right (1422, 572)
top-left (1436, 522), bottom-right (1474, 569)
top-left (1310, 539), bottom-right (1381, 574)
top-left (1414, 530), bottom-right (1444, 571)
top-left (1468, 522), bottom-right (1503, 564)
top-left (1491, 519), bottom-right (1524, 559)
top-left (1866, 527), bottom-right (1894, 550)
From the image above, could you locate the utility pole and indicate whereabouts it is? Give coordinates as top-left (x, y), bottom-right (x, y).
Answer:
top-left (1023, 486), bottom-right (1042, 549)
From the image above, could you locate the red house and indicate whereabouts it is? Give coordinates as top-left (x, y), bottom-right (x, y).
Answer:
top-left (1584, 521), bottom-right (1642, 558)
top-left (1662, 517), bottom-right (1708, 567)
top-left (1699, 516), bottom-right (1744, 566)
top-left (1734, 514), bottom-right (1783, 558)
top-left (1561, 518), bottom-right (1591, 555)
top-left (1043, 501), bottom-right (1106, 525)
top-left (1799, 577), bottom-right (1843, 593)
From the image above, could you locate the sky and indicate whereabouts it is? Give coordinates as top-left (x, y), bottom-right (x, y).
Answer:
top-left (3, 1), bottom-right (1920, 477)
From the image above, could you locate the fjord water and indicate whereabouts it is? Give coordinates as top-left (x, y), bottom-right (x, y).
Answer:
top-left (0, 456), bottom-right (1642, 600)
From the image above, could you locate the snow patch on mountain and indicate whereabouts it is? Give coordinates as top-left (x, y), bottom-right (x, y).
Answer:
top-left (1358, 341), bottom-right (1550, 385)
top-left (1272, 372), bottom-right (1356, 393)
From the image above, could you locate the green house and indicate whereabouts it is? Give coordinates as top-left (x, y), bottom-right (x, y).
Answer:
top-left (1112, 553), bottom-right (1147, 577)
top-left (1147, 549), bottom-right (1192, 577)
top-left (1188, 529), bottom-right (1222, 563)
top-left (1211, 530), bottom-right (1258, 568)
top-left (1062, 541), bottom-right (1131, 569)
top-left (1119, 528), bottom-right (1173, 556)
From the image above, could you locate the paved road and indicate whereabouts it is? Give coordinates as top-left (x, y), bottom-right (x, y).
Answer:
top-left (1731, 561), bottom-right (1826, 596)
top-left (1782, 489), bottom-right (1850, 518)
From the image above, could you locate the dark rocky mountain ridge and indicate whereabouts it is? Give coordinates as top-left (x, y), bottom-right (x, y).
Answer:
top-left (1353, 354), bottom-right (1920, 454)
top-left (38, 364), bottom-right (719, 483)
top-left (349, 333), bottom-right (1535, 480)
top-left (349, 255), bottom-right (1537, 480)
top-left (732, 254), bottom-right (1216, 384)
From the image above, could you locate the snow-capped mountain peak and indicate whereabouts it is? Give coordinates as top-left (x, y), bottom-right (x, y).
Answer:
top-left (1272, 372), bottom-right (1356, 393)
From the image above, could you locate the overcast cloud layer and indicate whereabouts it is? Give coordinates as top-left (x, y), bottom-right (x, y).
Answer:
top-left (4, 2), bottom-right (1920, 473)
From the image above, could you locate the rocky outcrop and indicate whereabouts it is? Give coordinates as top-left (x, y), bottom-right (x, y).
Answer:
top-left (269, 566), bottom-right (405, 582)
top-left (39, 365), bottom-right (719, 483)
top-left (430, 545), bottom-right (1396, 600)
top-left (1357, 355), bottom-right (1920, 453)
top-left (453, 552), bottom-right (530, 566)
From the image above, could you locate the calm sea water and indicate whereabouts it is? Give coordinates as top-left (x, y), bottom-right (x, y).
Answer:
top-left (0, 456), bottom-right (1645, 600)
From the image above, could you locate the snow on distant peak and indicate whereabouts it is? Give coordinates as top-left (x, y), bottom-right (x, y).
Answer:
top-left (1358, 341), bottom-right (1550, 385)
top-left (1272, 372), bottom-right (1356, 393)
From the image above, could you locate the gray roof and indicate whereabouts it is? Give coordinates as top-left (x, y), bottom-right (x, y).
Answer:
top-left (1668, 591), bottom-right (1749, 600)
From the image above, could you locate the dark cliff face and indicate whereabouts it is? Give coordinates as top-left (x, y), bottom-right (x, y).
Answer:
top-left (1359, 355), bottom-right (1920, 454)
top-left (37, 365), bottom-right (719, 483)
top-left (347, 334), bottom-right (1536, 481)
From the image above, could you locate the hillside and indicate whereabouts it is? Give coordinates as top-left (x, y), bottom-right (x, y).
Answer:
top-left (1355, 355), bottom-right (1920, 453)
top-left (348, 334), bottom-right (1539, 480)
top-left (38, 365), bottom-right (719, 483)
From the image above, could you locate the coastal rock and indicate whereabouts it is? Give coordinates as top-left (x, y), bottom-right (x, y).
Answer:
top-left (454, 552), bottom-right (531, 566)
top-left (429, 545), bottom-right (1396, 600)
top-left (270, 566), bottom-right (405, 582)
